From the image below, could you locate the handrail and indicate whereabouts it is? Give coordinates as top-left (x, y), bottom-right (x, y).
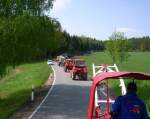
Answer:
top-left (92, 63), bottom-right (126, 95)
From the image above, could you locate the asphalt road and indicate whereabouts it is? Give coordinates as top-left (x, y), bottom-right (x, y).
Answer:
top-left (30, 63), bottom-right (91, 119)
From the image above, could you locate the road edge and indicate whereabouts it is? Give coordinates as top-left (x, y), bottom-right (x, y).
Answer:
top-left (28, 65), bottom-right (56, 119)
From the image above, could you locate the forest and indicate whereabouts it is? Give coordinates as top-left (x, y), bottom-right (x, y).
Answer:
top-left (0, 0), bottom-right (104, 76)
top-left (0, 0), bottom-right (149, 76)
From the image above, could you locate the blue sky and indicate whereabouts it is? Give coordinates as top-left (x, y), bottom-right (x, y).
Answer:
top-left (51, 0), bottom-right (150, 40)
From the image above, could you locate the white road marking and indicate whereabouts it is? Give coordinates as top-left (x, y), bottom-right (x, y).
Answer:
top-left (28, 65), bottom-right (56, 119)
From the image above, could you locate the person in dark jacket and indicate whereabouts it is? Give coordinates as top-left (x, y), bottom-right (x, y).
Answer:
top-left (111, 82), bottom-right (148, 119)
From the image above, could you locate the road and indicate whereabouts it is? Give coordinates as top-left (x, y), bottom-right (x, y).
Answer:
top-left (30, 63), bottom-right (91, 119)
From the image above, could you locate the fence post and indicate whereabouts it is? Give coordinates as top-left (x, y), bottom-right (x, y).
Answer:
top-left (31, 85), bottom-right (35, 101)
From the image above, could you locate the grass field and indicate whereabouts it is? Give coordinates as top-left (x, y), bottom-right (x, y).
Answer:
top-left (0, 62), bottom-right (51, 119)
top-left (82, 52), bottom-right (150, 113)
top-left (83, 52), bottom-right (150, 74)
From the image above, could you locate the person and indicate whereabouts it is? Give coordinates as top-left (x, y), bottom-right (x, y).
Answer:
top-left (111, 82), bottom-right (148, 119)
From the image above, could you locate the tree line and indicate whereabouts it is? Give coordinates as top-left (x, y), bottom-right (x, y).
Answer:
top-left (128, 36), bottom-right (150, 51)
top-left (0, 0), bottom-right (104, 76)
top-left (61, 31), bottom-right (105, 55)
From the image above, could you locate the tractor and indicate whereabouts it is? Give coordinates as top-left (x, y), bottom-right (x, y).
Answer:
top-left (64, 59), bottom-right (73, 72)
top-left (87, 72), bottom-right (150, 119)
top-left (70, 59), bottom-right (88, 80)
top-left (57, 55), bottom-right (65, 67)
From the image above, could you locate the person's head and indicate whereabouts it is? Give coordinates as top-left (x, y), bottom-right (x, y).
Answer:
top-left (127, 82), bottom-right (137, 93)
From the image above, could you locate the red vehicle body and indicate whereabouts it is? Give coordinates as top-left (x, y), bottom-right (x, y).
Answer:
top-left (88, 72), bottom-right (150, 119)
top-left (64, 59), bottom-right (73, 72)
top-left (71, 59), bottom-right (88, 80)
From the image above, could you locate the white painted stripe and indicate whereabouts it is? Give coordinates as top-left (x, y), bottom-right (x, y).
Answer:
top-left (28, 65), bottom-right (56, 119)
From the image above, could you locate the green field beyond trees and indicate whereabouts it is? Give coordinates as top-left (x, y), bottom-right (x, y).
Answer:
top-left (82, 52), bottom-right (150, 113)
top-left (0, 62), bottom-right (50, 119)
top-left (83, 52), bottom-right (150, 74)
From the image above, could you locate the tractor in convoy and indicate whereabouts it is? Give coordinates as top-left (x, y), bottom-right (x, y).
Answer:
top-left (70, 59), bottom-right (88, 80)
top-left (64, 59), bottom-right (73, 72)
top-left (57, 55), bottom-right (65, 67)
top-left (88, 64), bottom-right (150, 119)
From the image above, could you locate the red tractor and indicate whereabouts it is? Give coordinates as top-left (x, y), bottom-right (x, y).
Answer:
top-left (88, 72), bottom-right (150, 119)
top-left (64, 59), bottom-right (73, 72)
top-left (70, 59), bottom-right (88, 80)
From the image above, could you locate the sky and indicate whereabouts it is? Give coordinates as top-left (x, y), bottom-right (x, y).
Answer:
top-left (51, 0), bottom-right (150, 40)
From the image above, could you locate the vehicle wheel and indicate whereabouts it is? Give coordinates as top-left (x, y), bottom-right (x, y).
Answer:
top-left (64, 67), bottom-right (67, 72)
top-left (83, 73), bottom-right (87, 80)
top-left (72, 73), bottom-right (76, 80)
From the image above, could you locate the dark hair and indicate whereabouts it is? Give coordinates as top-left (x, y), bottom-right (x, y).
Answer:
top-left (127, 82), bottom-right (137, 92)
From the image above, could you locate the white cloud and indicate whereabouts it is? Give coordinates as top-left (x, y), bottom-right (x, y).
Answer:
top-left (52, 0), bottom-right (72, 13)
top-left (116, 27), bottom-right (137, 33)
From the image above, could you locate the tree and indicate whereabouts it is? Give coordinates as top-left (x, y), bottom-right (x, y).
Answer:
top-left (0, 14), bottom-right (65, 76)
top-left (128, 36), bottom-right (150, 51)
top-left (0, 0), bottom-right (105, 76)
top-left (106, 31), bottom-right (130, 63)
top-left (0, 0), bottom-right (54, 17)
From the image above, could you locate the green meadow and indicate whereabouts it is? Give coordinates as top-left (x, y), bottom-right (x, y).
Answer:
top-left (83, 52), bottom-right (150, 74)
top-left (0, 62), bottom-right (51, 119)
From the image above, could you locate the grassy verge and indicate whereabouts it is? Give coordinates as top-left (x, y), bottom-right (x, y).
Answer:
top-left (0, 62), bottom-right (51, 119)
top-left (82, 52), bottom-right (150, 114)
